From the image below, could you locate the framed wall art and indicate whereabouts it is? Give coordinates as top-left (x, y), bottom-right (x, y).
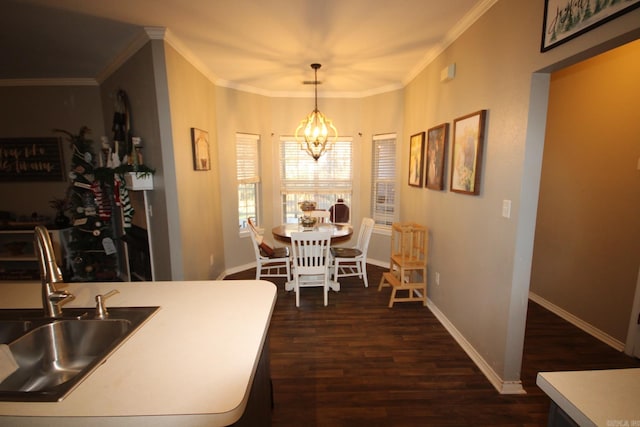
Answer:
top-left (0, 137), bottom-right (65, 182)
top-left (408, 132), bottom-right (425, 187)
top-left (191, 127), bottom-right (210, 171)
top-left (425, 123), bottom-right (448, 191)
top-left (541, 0), bottom-right (640, 52)
top-left (450, 110), bottom-right (486, 195)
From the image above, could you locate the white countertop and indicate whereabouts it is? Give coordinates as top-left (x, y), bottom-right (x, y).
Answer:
top-left (0, 280), bottom-right (277, 426)
top-left (537, 368), bottom-right (640, 427)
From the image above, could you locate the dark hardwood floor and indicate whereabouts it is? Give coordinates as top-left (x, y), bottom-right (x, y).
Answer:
top-left (225, 264), bottom-right (640, 426)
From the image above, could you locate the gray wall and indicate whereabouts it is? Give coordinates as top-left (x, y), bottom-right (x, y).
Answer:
top-left (100, 41), bottom-right (175, 281)
top-left (399, 0), bottom-right (640, 390)
top-left (0, 85), bottom-right (104, 219)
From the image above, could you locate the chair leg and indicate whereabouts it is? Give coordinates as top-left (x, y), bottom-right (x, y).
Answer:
top-left (323, 278), bottom-right (328, 306)
top-left (295, 277), bottom-right (300, 308)
top-left (361, 261), bottom-right (368, 288)
top-left (388, 286), bottom-right (397, 308)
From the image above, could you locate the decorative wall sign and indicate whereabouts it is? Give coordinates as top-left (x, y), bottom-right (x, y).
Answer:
top-left (450, 110), bottom-right (486, 195)
top-left (0, 137), bottom-right (65, 181)
top-left (425, 123), bottom-right (448, 191)
top-left (541, 0), bottom-right (640, 51)
top-left (191, 128), bottom-right (210, 171)
top-left (408, 132), bottom-right (425, 187)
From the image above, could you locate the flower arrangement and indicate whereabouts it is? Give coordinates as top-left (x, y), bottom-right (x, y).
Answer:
top-left (299, 201), bottom-right (316, 212)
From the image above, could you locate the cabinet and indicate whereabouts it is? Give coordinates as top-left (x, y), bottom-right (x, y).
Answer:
top-left (0, 228), bottom-right (66, 281)
top-left (378, 222), bottom-right (428, 307)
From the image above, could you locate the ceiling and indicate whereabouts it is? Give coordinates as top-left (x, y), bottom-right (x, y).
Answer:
top-left (1, 0), bottom-right (492, 97)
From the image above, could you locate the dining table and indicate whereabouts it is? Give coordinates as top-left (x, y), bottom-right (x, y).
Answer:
top-left (271, 222), bottom-right (353, 244)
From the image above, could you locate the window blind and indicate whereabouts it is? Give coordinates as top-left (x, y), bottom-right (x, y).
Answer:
top-left (371, 134), bottom-right (396, 226)
top-left (236, 133), bottom-right (260, 184)
top-left (280, 139), bottom-right (352, 193)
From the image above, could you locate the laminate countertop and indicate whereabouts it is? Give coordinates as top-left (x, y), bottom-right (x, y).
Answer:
top-left (537, 368), bottom-right (640, 426)
top-left (0, 279), bottom-right (277, 426)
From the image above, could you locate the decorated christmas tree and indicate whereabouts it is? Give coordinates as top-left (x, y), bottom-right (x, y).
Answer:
top-left (55, 126), bottom-right (121, 281)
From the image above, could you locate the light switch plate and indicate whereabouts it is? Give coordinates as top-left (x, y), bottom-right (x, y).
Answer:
top-left (502, 200), bottom-right (511, 218)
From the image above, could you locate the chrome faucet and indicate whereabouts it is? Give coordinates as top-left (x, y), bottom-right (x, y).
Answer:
top-left (34, 225), bottom-right (74, 317)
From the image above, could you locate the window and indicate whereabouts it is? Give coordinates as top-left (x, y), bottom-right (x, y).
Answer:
top-left (280, 138), bottom-right (352, 223)
top-left (371, 134), bottom-right (396, 227)
top-left (236, 133), bottom-right (260, 229)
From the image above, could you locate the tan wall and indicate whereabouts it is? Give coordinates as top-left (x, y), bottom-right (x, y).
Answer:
top-left (530, 40), bottom-right (640, 342)
top-left (163, 43), bottom-right (225, 280)
top-left (214, 88), bottom-right (404, 271)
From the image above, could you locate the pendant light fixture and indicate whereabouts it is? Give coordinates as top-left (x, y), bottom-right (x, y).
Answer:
top-left (295, 63), bottom-right (338, 161)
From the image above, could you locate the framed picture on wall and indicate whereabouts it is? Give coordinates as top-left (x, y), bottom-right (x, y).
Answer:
top-left (541, 0), bottom-right (640, 52)
top-left (425, 123), bottom-right (448, 191)
top-left (450, 110), bottom-right (486, 195)
top-left (408, 132), bottom-right (425, 187)
top-left (0, 137), bottom-right (65, 182)
top-left (191, 128), bottom-right (210, 171)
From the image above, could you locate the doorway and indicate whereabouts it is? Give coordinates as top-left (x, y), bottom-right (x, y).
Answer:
top-left (528, 39), bottom-right (640, 355)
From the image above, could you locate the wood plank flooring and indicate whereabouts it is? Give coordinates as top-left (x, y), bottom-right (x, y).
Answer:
top-left (225, 264), bottom-right (640, 426)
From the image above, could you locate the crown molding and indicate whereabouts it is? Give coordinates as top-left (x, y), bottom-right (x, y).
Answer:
top-left (403, 0), bottom-right (498, 86)
top-left (161, 28), bottom-right (220, 86)
top-left (95, 27), bottom-right (158, 84)
top-left (0, 78), bottom-right (98, 87)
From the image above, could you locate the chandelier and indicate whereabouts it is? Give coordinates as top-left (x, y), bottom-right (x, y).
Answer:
top-left (294, 63), bottom-right (338, 161)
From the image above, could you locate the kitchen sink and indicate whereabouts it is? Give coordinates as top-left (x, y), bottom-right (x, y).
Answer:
top-left (0, 306), bottom-right (159, 402)
top-left (0, 320), bottom-right (32, 344)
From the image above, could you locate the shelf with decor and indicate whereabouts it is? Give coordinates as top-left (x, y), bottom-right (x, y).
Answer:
top-left (0, 227), bottom-right (68, 281)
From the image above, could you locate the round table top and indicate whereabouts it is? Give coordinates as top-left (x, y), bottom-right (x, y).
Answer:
top-left (272, 223), bottom-right (353, 244)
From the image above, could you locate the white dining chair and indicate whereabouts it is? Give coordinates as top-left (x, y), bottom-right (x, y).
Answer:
top-left (309, 210), bottom-right (331, 223)
top-left (290, 230), bottom-right (332, 307)
top-left (330, 217), bottom-right (375, 288)
top-left (248, 218), bottom-right (290, 281)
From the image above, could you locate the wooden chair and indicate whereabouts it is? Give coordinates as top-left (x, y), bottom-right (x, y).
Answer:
top-left (248, 218), bottom-right (290, 281)
top-left (290, 231), bottom-right (332, 307)
top-left (330, 217), bottom-right (374, 288)
top-left (378, 222), bottom-right (428, 307)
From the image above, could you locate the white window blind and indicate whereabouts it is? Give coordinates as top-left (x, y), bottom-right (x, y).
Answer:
top-left (280, 138), bottom-right (352, 223)
top-left (371, 134), bottom-right (396, 226)
top-left (236, 133), bottom-right (260, 184)
top-left (236, 133), bottom-right (260, 228)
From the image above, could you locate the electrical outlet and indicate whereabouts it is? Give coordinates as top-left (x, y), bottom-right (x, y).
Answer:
top-left (435, 272), bottom-right (440, 286)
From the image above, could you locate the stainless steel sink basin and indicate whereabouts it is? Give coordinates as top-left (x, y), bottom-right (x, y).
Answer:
top-left (0, 306), bottom-right (158, 402)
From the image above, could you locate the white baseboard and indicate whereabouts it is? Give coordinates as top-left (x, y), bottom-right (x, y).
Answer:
top-left (427, 300), bottom-right (526, 395)
top-left (222, 259), bottom-right (389, 280)
top-left (221, 261), bottom-right (256, 280)
top-left (366, 258), bottom-right (390, 269)
top-left (528, 291), bottom-right (625, 351)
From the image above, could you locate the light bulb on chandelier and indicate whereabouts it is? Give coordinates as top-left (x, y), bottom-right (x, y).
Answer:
top-left (294, 63), bottom-right (338, 161)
